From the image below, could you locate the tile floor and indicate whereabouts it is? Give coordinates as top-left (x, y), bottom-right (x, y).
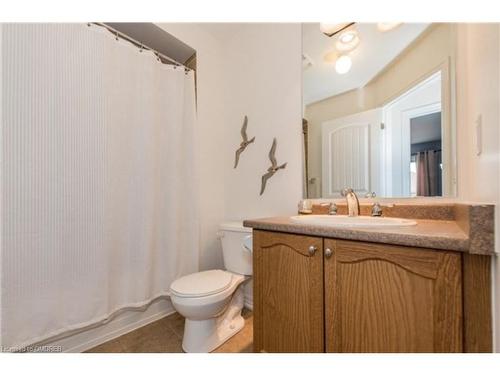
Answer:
top-left (86, 309), bottom-right (253, 353)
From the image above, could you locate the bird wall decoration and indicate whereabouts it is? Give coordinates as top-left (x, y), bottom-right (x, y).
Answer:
top-left (260, 138), bottom-right (287, 195)
top-left (234, 116), bottom-right (255, 169)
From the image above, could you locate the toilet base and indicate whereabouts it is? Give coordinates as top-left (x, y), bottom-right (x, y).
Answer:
top-left (181, 285), bottom-right (245, 353)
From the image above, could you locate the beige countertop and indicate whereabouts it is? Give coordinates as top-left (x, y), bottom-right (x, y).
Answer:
top-left (243, 215), bottom-right (485, 254)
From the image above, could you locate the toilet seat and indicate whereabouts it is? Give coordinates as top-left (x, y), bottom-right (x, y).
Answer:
top-left (169, 221), bottom-right (252, 352)
top-left (170, 270), bottom-right (233, 298)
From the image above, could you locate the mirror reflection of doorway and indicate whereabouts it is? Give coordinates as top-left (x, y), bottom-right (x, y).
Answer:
top-left (410, 112), bottom-right (442, 196)
top-left (303, 23), bottom-right (457, 199)
top-left (320, 72), bottom-right (443, 198)
top-left (382, 71), bottom-right (443, 197)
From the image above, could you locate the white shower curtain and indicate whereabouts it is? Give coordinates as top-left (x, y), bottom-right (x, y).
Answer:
top-left (1, 24), bottom-right (199, 349)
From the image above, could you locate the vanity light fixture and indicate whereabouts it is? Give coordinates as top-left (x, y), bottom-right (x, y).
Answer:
top-left (335, 30), bottom-right (360, 52)
top-left (320, 22), bottom-right (355, 37)
top-left (335, 54), bottom-right (352, 74)
top-left (377, 22), bottom-right (403, 32)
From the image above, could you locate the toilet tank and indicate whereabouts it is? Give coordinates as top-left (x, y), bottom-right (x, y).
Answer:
top-left (218, 222), bottom-right (252, 276)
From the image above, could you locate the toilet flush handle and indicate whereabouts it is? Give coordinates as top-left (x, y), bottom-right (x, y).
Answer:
top-left (243, 235), bottom-right (253, 253)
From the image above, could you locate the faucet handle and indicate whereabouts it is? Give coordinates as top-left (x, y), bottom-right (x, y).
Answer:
top-left (298, 199), bottom-right (312, 214)
top-left (319, 202), bottom-right (337, 215)
top-left (371, 202), bottom-right (383, 217)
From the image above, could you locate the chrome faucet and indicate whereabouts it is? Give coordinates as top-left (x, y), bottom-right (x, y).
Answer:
top-left (342, 188), bottom-right (360, 217)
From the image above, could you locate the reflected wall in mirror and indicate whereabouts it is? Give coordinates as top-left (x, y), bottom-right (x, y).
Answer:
top-left (302, 23), bottom-right (457, 198)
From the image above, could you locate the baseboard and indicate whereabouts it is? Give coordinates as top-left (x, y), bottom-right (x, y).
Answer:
top-left (46, 298), bottom-right (176, 353)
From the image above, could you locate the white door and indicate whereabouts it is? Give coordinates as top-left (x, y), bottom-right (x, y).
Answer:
top-left (321, 108), bottom-right (383, 198)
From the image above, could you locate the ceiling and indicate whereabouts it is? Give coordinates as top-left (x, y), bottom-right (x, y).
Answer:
top-left (411, 112), bottom-right (442, 144)
top-left (197, 23), bottom-right (249, 41)
top-left (302, 23), bottom-right (429, 105)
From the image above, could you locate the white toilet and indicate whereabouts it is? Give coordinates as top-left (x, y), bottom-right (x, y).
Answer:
top-left (169, 222), bottom-right (252, 353)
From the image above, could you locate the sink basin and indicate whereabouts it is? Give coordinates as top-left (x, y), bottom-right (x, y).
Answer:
top-left (290, 215), bottom-right (417, 229)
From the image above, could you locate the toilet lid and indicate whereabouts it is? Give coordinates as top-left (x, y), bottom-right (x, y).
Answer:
top-left (170, 270), bottom-right (233, 298)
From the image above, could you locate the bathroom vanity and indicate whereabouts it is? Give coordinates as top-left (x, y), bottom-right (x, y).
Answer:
top-left (244, 203), bottom-right (494, 353)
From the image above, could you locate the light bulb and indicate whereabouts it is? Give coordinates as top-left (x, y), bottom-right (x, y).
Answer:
top-left (335, 55), bottom-right (352, 74)
top-left (336, 30), bottom-right (360, 52)
top-left (339, 31), bottom-right (355, 43)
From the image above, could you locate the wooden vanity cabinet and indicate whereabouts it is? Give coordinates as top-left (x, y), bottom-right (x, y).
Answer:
top-left (253, 230), bottom-right (324, 352)
top-left (253, 230), bottom-right (489, 353)
top-left (324, 239), bottom-right (462, 353)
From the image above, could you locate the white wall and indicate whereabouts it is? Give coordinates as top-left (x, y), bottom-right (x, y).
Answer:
top-left (219, 24), bottom-right (303, 221)
top-left (455, 23), bottom-right (500, 351)
top-left (456, 24), bottom-right (500, 202)
top-left (157, 23), bottom-right (302, 269)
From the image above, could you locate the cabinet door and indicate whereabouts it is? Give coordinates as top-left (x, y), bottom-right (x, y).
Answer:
top-left (253, 230), bottom-right (324, 352)
top-left (324, 239), bottom-right (462, 353)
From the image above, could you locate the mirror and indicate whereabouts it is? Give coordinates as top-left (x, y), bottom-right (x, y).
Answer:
top-left (302, 23), bottom-right (456, 198)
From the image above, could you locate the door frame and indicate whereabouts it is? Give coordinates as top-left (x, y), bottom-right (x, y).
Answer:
top-left (381, 59), bottom-right (455, 197)
top-left (382, 70), bottom-right (446, 196)
top-left (401, 102), bottom-right (442, 195)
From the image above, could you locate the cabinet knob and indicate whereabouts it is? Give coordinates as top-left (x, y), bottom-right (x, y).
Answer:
top-left (308, 245), bottom-right (317, 255)
top-left (325, 248), bottom-right (333, 258)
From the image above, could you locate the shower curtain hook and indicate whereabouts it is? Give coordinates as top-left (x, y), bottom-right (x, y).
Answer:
top-left (115, 31), bottom-right (119, 41)
top-left (139, 43), bottom-right (143, 53)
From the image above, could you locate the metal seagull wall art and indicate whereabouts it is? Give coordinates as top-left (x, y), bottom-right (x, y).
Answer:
top-left (260, 138), bottom-right (287, 195)
top-left (234, 115), bottom-right (255, 169)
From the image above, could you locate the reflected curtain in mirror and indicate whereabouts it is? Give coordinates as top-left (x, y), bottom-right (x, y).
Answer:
top-left (416, 150), bottom-right (442, 196)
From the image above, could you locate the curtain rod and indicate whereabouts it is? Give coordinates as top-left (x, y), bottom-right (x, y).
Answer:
top-left (89, 22), bottom-right (192, 73)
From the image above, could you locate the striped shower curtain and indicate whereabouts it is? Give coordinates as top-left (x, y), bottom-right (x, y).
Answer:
top-left (0, 23), bottom-right (199, 349)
